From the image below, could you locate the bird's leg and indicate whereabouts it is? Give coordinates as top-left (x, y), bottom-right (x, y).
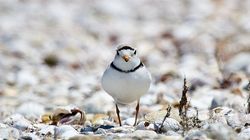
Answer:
top-left (115, 104), bottom-right (122, 126)
top-left (133, 99), bottom-right (140, 126)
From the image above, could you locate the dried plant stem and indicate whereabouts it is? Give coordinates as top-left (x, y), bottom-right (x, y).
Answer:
top-left (157, 105), bottom-right (172, 133)
top-left (246, 81), bottom-right (250, 114)
top-left (247, 96), bottom-right (250, 114)
top-left (179, 77), bottom-right (188, 116)
top-left (179, 77), bottom-right (189, 136)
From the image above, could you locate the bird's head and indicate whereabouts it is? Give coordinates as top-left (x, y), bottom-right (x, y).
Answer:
top-left (113, 45), bottom-right (140, 71)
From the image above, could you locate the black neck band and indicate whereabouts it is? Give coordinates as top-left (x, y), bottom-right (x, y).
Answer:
top-left (111, 62), bottom-right (144, 73)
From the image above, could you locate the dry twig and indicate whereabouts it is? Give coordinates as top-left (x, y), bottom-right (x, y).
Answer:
top-left (179, 77), bottom-right (188, 116)
top-left (157, 105), bottom-right (172, 133)
top-left (246, 81), bottom-right (250, 114)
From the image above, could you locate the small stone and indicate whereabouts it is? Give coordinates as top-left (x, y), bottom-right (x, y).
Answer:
top-left (95, 128), bottom-right (106, 135)
top-left (185, 129), bottom-right (208, 140)
top-left (55, 125), bottom-right (79, 139)
top-left (204, 123), bottom-right (237, 140)
top-left (19, 136), bottom-right (33, 140)
top-left (111, 126), bottom-right (135, 133)
top-left (158, 135), bottom-right (183, 140)
top-left (98, 125), bottom-right (114, 130)
top-left (17, 70), bottom-right (38, 87)
top-left (130, 130), bottom-right (158, 139)
top-left (3, 86), bottom-right (17, 97)
top-left (136, 121), bottom-right (147, 130)
top-left (16, 102), bottom-right (45, 120)
top-left (43, 54), bottom-right (59, 67)
top-left (39, 125), bottom-right (56, 136)
top-left (69, 136), bottom-right (103, 140)
top-left (155, 118), bottom-right (181, 132)
top-left (0, 127), bottom-right (20, 139)
top-left (80, 126), bottom-right (95, 133)
top-left (21, 133), bottom-right (40, 140)
top-left (238, 128), bottom-right (250, 139)
top-left (123, 117), bottom-right (135, 126)
top-left (3, 114), bottom-right (32, 131)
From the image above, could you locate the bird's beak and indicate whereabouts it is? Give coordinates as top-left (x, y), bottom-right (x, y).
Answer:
top-left (122, 55), bottom-right (130, 62)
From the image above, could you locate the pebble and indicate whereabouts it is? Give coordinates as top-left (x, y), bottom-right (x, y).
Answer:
top-left (80, 126), bottom-right (95, 133)
top-left (55, 125), bottom-right (79, 139)
top-left (0, 127), bottom-right (20, 139)
top-left (130, 130), bottom-right (158, 139)
top-left (156, 118), bottom-right (181, 132)
top-left (68, 136), bottom-right (103, 140)
top-left (16, 70), bottom-right (38, 87)
top-left (238, 127), bottom-right (250, 140)
top-left (123, 117), bottom-right (135, 126)
top-left (3, 114), bottom-right (32, 131)
top-left (39, 125), bottom-right (56, 136)
top-left (111, 126), bottom-right (135, 133)
top-left (203, 123), bottom-right (237, 140)
top-left (185, 129), bottom-right (208, 140)
top-left (225, 53), bottom-right (250, 74)
top-left (98, 125), bottom-right (114, 130)
top-left (16, 102), bottom-right (45, 120)
top-left (95, 128), bottom-right (107, 135)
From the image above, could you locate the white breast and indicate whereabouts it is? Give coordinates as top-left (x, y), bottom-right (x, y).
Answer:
top-left (101, 66), bottom-right (151, 104)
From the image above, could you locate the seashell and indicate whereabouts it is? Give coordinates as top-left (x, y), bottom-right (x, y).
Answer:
top-left (41, 113), bottom-right (53, 124)
top-left (41, 105), bottom-right (86, 125)
top-left (55, 125), bottom-right (79, 139)
top-left (3, 114), bottom-right (32, 131)
top-left (210, 107), bottom-right (233, 125)
top-left (16, 102), bottom-right (45, 120)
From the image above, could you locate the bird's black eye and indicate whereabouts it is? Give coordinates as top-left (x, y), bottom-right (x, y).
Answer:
top-left (116, 50), bottom-right (119, 55)
top-left (134, 50), bottom-right (136, 55)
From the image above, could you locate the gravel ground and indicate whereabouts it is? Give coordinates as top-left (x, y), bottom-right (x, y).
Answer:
top-left (0, 0), bottom-right (250, 139)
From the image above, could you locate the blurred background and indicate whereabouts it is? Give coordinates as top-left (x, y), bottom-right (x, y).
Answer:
top-left (0, 0), bottom-right (250, 119)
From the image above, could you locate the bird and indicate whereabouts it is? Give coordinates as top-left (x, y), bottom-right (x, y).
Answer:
top-left (101, 45), bottom-right (151, 126)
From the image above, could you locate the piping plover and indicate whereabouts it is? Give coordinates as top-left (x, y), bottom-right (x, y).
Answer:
top-left (101, 45), bottom-right (151, 126)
